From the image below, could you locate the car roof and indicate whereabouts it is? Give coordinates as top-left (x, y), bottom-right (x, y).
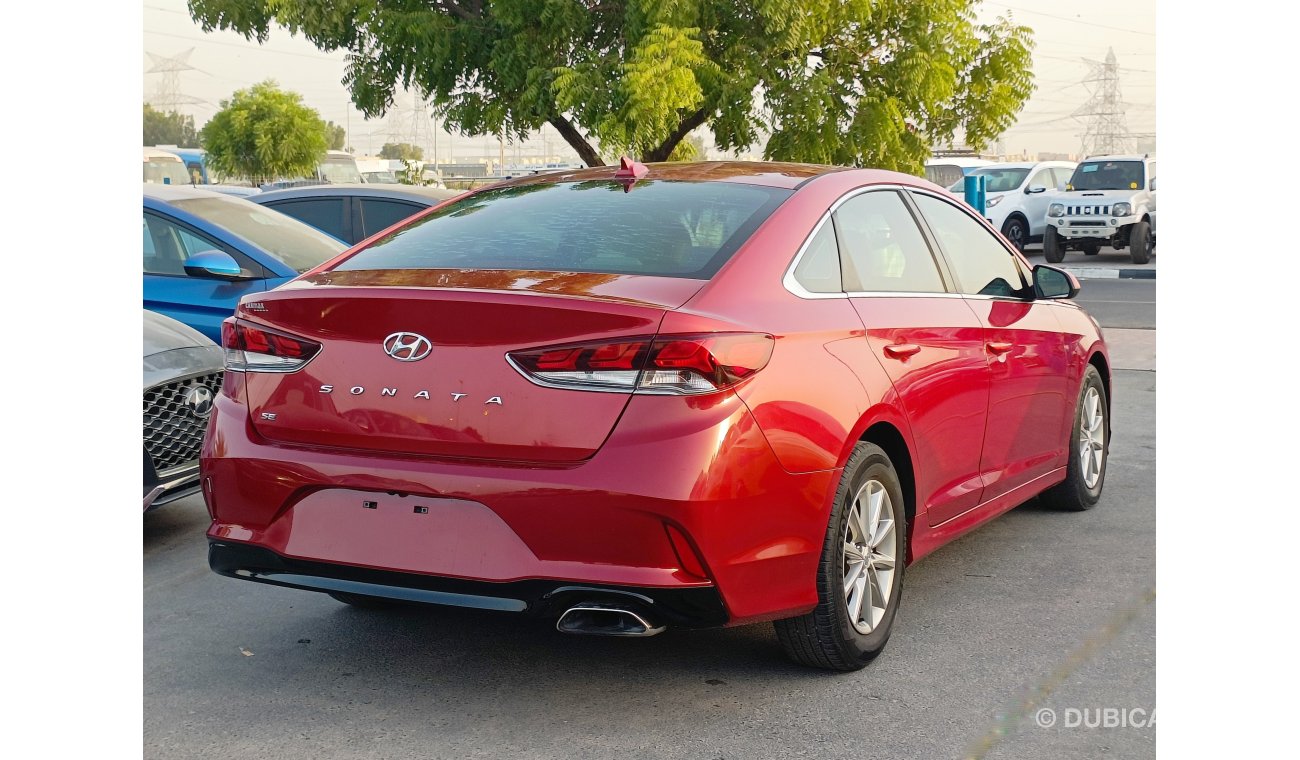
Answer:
top-left (143, 148), bottom-right (183, 161)
top-left (1082, 154), bottom-right (1152, 162)
top-left (924, 157), bottom-right (994, 168)
top-left (251, 183), bottom-right (463, 204)
top-left (482, 160), bottom-right (847, 191)
top-left (143, 183), bottom-right (239, 202)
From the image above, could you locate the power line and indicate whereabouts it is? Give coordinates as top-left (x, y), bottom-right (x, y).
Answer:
top-left (144, 28), bottom-right (343, 61)
top-left (994, 4), bottom-right (1156, 37)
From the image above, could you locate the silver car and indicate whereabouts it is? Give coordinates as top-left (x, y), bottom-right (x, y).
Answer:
top-left (143, 310), bottom-right (224, 511)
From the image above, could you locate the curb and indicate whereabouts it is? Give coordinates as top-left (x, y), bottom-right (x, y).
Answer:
top-left (1059, 267), bottom-right (1155, 280)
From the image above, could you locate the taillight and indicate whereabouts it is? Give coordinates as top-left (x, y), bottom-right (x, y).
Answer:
top-left (507, 333), bottom-right (773, 395)
top-left (221, 317), bottom-right (321, 373)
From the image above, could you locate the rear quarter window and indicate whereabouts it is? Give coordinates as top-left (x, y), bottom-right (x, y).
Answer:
top-left (333, 180), bottom-right (792, 279)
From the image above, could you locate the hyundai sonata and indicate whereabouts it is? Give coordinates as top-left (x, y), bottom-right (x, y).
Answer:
top-left (202, 160), bottom-right (1109, 670)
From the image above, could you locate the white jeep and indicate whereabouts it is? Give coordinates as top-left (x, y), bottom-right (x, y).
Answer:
top-left (1043, 155), bottom-right (1156, 264)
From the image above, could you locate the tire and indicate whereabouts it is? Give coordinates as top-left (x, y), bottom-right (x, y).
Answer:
top-left (775, 442), bottom-right (907, 671)
top-left (1002, 216), bottom-right (1028, 252)
top-left (1039, 365), bottom-right (1108, 512)
top-left (1043, 228), bottom-right (1065, 263)
top-left (1129, 220), bottom-right (1152, 264)
top-left (329, 591), bottom-right (398, 609)
top-left (1081, 241), bottom-right (1101, 256)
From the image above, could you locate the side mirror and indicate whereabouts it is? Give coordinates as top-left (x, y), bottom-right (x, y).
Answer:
top-left (1034, 265), bottom-right (1079, 300)
top-left (183, 250), bottom-right (251, 281)
top-left (1149, 178), bottom-right (1156, 191)
top-left (1025, 185), bottom-right (1047, 194)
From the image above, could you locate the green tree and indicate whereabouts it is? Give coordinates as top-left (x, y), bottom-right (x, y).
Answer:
top-left (200, 80), bottom-right (329, 185)
top-left (143, 104), bottom-right (200, 148)
top-left (668, 134), bottom-right (706, 162)
top-left (380, 142), bottom-right (425, 161)
top-left (188, 0), bottom-right (1034, 173)
top-left (325, 120), bottom-right (347, 150)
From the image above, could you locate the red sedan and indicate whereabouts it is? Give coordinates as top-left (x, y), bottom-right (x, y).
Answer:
top-left (202, 160), bottom-right (1109, 670)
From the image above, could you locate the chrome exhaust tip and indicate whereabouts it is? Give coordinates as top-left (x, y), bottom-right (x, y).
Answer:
top-left (556, 604), bottom-right (666, 637)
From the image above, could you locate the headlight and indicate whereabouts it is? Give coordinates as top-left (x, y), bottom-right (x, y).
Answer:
top-left (1111, 202), bottom-right (1132, 217)
top-left (985, 195), bottom-right (1003, 208)
top-left (1048, 203), bottom-right (1065, 217)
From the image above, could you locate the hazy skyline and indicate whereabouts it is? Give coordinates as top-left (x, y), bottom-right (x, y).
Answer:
top-left (143, 0), bottom-right (1155, 162)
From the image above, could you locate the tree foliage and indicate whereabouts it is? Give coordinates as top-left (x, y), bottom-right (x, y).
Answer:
top-left (143, 104), bottom-right (200, 148)
top-left (325, 120), bottom-right (347, 150)
top-left (200, 80), bottom-right (329, 185)
top-left (380, 142), bottom-right (425, 161)
top-left (188, 0), bottom-right (1034, 173)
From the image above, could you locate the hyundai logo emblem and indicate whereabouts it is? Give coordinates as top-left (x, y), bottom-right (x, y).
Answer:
top-left (183, 385), bottom-right (214, 419)
top-left (383, 332), bottom-right (433, 362)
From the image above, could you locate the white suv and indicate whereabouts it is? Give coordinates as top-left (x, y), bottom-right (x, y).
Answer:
top-left (1044, 155), bottom-right (1156, 264)
top-left (946, 161), bottom-right (1077, 252)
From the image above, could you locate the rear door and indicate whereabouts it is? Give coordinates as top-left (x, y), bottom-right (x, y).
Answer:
top-left (142, 209), bottom-right (268, 343)
top-left (910, 191), bottom-right (1070, 508)
top-left (836, 189), bottom-right (993, 525)
top-left (1020, 166), bottom-right (1057, 238)
top-left (355, 198), bottom-right (427, 241)
top-left (260, 197), bottom-right (352, 244)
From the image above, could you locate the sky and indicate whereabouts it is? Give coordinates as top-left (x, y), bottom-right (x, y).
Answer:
top-left (142, 0), bottom-right (1156, 163)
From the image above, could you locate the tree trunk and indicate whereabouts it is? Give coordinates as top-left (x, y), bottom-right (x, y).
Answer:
top-left (548, 115), bottom-right (605, 167)
top-left (642, 108), bottom-right (710, 163)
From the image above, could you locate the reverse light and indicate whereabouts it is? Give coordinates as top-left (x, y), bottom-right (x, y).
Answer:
top-left (221, 317), bottom-right (321, 373)
top-left (1111, 202), bottom-right (1132, 216)
top-left (507, 333), bottom-right (774, 395)
top-left (1048, 203), bottom-right (1065, 217)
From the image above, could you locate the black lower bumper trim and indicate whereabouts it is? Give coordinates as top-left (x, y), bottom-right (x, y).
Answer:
top-left (208, 540), bottom-right (729, 628)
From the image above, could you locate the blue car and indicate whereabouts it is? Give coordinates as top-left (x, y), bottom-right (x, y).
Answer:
top-left (144, 184), bottom-right (348, 342)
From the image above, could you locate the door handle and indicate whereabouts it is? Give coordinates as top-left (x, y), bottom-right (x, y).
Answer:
top-left (883, 343), bottom-right (922, 359)
top-left (987, 341), bottom-right (1015, 355)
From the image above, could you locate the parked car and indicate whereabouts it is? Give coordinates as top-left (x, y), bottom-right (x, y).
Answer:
top-left (204, 185), bottom-right (261, 199)
top-left (143, 184), bottom-right (348, 342)
top-left (923, 156), bottom-right (995, 189)
top-left (143, 148), bottom-right (192, 186)
top-left (203, 160), bottom-right (1109, 671)
top-left (143, 310), bottom-right (224, 512)
top-left (251, 184), bottom-right (461, 245)
top-left (357, 157), bottom-right (402, 184)
top-left (1044, 154), bottom-right (1156, 264)
top-left (946, 161), bottom-right (1077, 251)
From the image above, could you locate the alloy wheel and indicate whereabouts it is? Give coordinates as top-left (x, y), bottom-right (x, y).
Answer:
top-left (842, 480), bottom-right (898, 634)
top-left (1079, 386), bottom-right (1106, 488)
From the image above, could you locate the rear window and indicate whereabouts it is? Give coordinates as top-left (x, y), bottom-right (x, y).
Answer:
top-left (333, 180), bottom-right (792, 279)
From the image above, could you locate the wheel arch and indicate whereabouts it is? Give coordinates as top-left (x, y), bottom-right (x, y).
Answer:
top-left (859, 420), bottom-right (918, 564)
top-left (1087, 349), bottom-right (1113, 436)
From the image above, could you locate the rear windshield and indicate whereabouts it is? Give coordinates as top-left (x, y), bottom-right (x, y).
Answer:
top-left (144, 159), bottom-right (192, 186)
top-left (169, 195), bottom-right (347, 273)
top-left (333, 180), bottom-right (792, 279)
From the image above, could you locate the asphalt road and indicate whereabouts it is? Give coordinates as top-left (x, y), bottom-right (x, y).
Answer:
top-left (1074, 279), bottom-right (1156, 330)
top-left (145, 367), bottom-right (1155, 760)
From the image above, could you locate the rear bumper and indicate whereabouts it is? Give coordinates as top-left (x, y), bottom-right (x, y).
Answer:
top-left (201, 390), bottom-right (839, 626)
top-left (209, 540), bottom-right (728, 627)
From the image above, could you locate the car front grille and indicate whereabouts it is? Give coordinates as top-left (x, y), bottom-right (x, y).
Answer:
top-left (1069, 220), bottom-right (1108, 226)
top-left (1066, 204), bottom-right (1112, 216)
top-left (144, 371), bottom-right (223, 473)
